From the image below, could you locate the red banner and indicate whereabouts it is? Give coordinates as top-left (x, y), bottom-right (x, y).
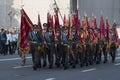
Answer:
top-left (38, 14), bottom-right (42, 33)
top-left (19, 9), bottom-right (33, 54)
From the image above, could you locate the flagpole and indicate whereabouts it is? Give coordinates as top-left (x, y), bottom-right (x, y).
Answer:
top-left (53, 0), bottom-right (63, 21)
top-left (21, 0), bottom-right (24, 9)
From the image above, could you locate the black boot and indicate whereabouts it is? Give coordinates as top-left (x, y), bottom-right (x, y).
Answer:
top-left (64, 66), bottom-right (68, 70)
top-left (33, 65), bottom-right (37, 70)
top-left (49, 65), bottom-right (53, 69)
top-left (72, 65), bottom-right (76, 69)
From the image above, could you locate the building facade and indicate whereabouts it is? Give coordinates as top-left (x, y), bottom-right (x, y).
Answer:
top-left (71, 0), bottom-right (120, 26)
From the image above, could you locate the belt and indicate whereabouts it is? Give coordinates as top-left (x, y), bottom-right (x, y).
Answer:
top-left (104, 42), bottom-right (107, 44)
top-left (30, 41), bottom-right (37, 44)
top-left (111, 41), bottom-right (115, 43)
top-left (63, 44), bottom-right (68, 46)
top-left (47, 43), bottom-right (51, 45)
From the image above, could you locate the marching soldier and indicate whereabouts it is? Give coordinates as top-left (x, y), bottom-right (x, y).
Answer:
top-left (56, 27), bottom-right (63, 68)
top-left (52, 26), bottom-right (59, 68)
top-left (29, 25), bottom-right (44, 70)
top-left (95, 29), bottom-right (103, 64)
top-left (44, 26), bottom-right (54, 69)
top-left (102, 36), bottom-right (107, 63)
top-left (88, 29), bottom-right (94, 65)
top-left (61, 27), bottom-right (69, 70)
top-left (36, 30), bottom-right (46, 68)
top-left (102, 18), bottom-right (111, 64)
top-left (29, 30), bottom-right (39, 70)
top-left (85, 34), bottom-right (91, 66)
top-left (91, 28), bottom-right (98, 65)
top-left (78, 28), bottom-right (85, 67)
top-left (109, 27), bottom-right (117, 63)
top-left (110, 22), bottom-right (119, 63)
top-left (70, 27), bottom-right (79, 68)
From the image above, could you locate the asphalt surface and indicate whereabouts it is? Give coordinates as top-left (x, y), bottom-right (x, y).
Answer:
top-left (0, 48), bottom-right (120, 80)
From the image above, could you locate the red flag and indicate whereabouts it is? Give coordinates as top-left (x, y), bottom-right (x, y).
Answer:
top-left (83, 14), bottom-right (88, 37)
top-left (81, 20), bottom-right (84, 28)
top-left (51, 15), bottom-right (53, 27)
top-left (92, 15), bottom-right (97, 29)
top-left (52, 25), bottom-right (58, 41)
top-left (75, 19), bottom-right (80, 35)
top-left (91, 14), bottom-right (98, 42)
top-left (106, 18), bottom-right (111, 44)
top-left (72, 14), bottom-right (76, 26)
top-left (19, 9), bottom-right (33, 54)
top-left (86, 17), bottom-right (90, 29)
top-left (94, 17), bottom-right (97, 29)
top-left (68, 14), bottom-right (72, 40)
top-left (54, 10), bottom-right (60, 29)
top-left (38, 14), bottom-right (42, 33)
top-left (83, 13), bottom-right (91, 43)
top-left (83, 14), bottom-right (88, 30)
top-left (100, 16), bottom-right (105, 39)
top-left (75, 9), bottom-right (79, 26)
top-left (63, 14), bottom-right (66, 26)
top-left (47, 12), bottom-right (50, 26)
top-left (46, 12), bottom-right (51, 32)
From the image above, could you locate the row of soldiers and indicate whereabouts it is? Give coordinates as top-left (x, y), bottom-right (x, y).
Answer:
top-left (26, 23), bottom-right (119, 70)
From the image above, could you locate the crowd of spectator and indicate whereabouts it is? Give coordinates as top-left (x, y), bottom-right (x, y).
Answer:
top-left (0, 27), bottom-right (19, 55)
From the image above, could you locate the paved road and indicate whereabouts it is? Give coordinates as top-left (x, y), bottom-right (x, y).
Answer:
top-left (0, 49), bottom-right (120, 80)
